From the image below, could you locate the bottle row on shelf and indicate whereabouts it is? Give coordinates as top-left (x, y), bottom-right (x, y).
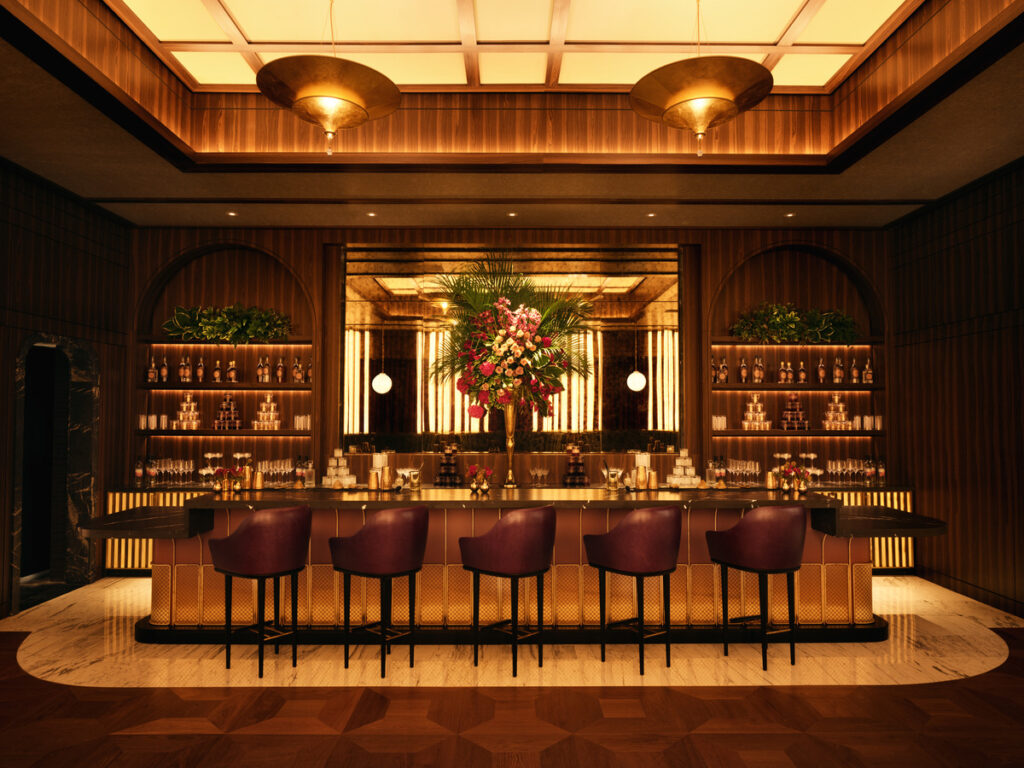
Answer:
top-left (137, 393), bottom-right (311, 432)
top-left (132, 453), bottom-right (316, 490)
top-left (713, 393), bottom-right (884, 432)
top-left (144, 354), bottom-right (312, 385)
top-left (711, 355), bottom-right (876, 385)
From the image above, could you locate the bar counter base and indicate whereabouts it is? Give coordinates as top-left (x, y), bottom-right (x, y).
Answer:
top-left (134, 615), bottom-right (888, 644)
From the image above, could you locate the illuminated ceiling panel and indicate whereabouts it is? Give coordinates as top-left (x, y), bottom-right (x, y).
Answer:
top-left (798, 0), bottom-right (907, 44)
top-left (771, 53), bottom-right (853, 87)
top-left (260, 51), bottom-right (467, 84)
top-left (121, 0), bottom-right (229, 41)
top-left (560, 51), bottom-right (764, 85)
top-left (223, 0), bottom-right (461, 42)
top-left (479, 52), bottom-right (548, 84)
top-left (475, 0), bottom-right (553, 42)
top-left (171, 51), bottom-right (256, 85)
top-left (566, 0), bottom-right (804, 43)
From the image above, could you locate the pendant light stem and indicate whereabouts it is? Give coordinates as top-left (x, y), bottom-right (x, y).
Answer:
top-left (696, 0), bottom-right (701, 58)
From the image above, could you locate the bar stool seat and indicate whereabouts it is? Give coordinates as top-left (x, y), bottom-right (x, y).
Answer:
top-left (459, 506), bottom-right (556, 677)
top-left (583, 506), bottom-right (682, 675)
top-left (208, 505), bottom-right (312, 678)
top-left (329, 506), bottom-right (429, 678)
top-left (705, 505), bottom-right (806, 670)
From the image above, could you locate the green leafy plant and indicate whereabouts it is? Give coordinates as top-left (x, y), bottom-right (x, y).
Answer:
top-left (161, 304), bottom-right (292, 344)
top-left (730, 302), bottom-right (858, 344)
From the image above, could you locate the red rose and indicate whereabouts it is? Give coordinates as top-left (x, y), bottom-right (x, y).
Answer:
top-left (468, 405), bottom-right (485, 419)
top-left (541, 337), bottom-right (552, 347)
top-left (479, 362), bottom-right (496, 376)
top-left (478, 390), bottom-right (490, 404)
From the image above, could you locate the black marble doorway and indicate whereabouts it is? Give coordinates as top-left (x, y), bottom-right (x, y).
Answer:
top-left (10, 336), bottom-right (101, 613)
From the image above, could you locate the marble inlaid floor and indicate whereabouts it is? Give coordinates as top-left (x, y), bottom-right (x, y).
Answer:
top-left (1, 575), bottom-right (1020, 688)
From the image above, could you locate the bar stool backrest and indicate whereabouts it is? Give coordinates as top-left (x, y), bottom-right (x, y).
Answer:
top-left (460, 505), bottom-right (556, 576)
top-left (708, 505), bottom-right (806, 573)
top-left (585, 505), bottom-right (682, 575)
top-left (330, 506), bottom-right (429, 575)
top-left (209, 506), bottom-right (313, 577)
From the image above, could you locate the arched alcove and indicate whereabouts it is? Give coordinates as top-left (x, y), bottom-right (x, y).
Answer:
top-left (139, 244), bottom-right (315, 337)
top-left (709, 244), bottom-right (884, 338)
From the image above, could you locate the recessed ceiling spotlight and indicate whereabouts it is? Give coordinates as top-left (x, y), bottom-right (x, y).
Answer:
top-left (507, 212), bottom-right (518, 217)
top-left (226, 211), bottom-right (237, 217)
top-left (646, 212), bottom-right (656, 218)
top-left (367, 212), bottom-right (377, 217)
top-left (784, 212), bottom-right (795, 218)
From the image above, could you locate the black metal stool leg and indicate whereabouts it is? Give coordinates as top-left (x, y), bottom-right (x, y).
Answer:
top-left (343, 572), bottom-right (351, 669)
top-left (273, 576), bottom-right (280, 655)
top-left (224, 574), bottom-right (232, 669)
top-left (257, 578), bottom-right (266, 678)
top-left (537, 572), bottom-right (544, 668)
top-left (663, 572), bottom-right (671, 668)
top-left (290, 571), bottom-right (298, 668)
top-left (409, 573), bottom-right (416, 668)
top-left (758, 572), bottom-right (769, 671)
top-left (379, 576), bottom-right (389, 679)
top-left (472, 571), bottom-right (480, 667)
top-left (720, 564), bottom-right (729, 657)
top-left (637, 576), bottom-right (645, 676)
top-left (787, 571), bottom-right (796, 666)
top-left (598, 568), bottom-right (607, 663)
top-left (511, 576), bottom-right (519, 678)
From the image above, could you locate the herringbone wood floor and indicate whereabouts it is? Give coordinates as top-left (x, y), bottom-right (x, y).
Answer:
top-left (1, 629), bottom-right (1023, 767)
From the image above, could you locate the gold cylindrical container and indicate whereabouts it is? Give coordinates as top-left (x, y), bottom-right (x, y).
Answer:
top-left (647, 470), bottom-right (657, 489)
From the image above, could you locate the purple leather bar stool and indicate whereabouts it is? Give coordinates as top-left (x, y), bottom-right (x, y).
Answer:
top-left (208, 506), bottom-right (313, 678)
top-left (583, 506), bottom-right (682, 675)
top-left (459, 506), bottom-right (556, 677)
top-left (329, 506), bottom-right (429, 679)
top-left (705, 505), bottom-right (807, 670)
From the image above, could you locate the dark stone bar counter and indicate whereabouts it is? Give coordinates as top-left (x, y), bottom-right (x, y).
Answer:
top-left (93, 488), bottom-right (902, 642)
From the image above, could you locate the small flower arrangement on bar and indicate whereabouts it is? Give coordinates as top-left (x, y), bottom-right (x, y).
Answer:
top-left (213, 465), bottom-right (242, 492)
top-left (769, 453), bottom-right (809, 492)
top-left (466, 464), bottom-right (494, 494)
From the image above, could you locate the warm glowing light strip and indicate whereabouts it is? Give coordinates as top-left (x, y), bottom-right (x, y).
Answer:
top-left (646, 330), bottom-right (654, 431)
top-left (586, 332), bottom-right (595, 432)
top-left (427, 332), bottom-right (437, 433)
top-left (362, 330), bottom-right (369, 433)
top-left (416, 331), bottom-right (424, 434)
top-left (597, 331), bottom-right (604, 431)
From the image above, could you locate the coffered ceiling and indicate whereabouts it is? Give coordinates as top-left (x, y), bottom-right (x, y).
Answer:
top-left (108, 0), bottom-right (920, 91)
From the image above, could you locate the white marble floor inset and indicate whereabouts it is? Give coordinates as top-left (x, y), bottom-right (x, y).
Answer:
top-left (1, 575), bottom-right (1020, 688)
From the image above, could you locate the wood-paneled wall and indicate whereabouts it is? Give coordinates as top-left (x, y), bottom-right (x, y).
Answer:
top-left (0, 160), bottom-right (130, 616)
top-left (889, 159), bottom-right (1023, 614)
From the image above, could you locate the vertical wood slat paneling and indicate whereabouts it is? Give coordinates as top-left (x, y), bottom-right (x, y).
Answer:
top-left (890, 160), bottom-right (1023, 613)
top-left (0, 162), bottom-right (131, 615)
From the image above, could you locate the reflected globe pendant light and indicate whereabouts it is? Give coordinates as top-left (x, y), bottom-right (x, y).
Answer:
top-left (371, 326), bottom-right (393, 394)
top-left (255, 0), bottom-right (400, 155)
top-left (629, 0), bottom-right (772, 157)
top-left (627, 327), bottom-right (647, 392)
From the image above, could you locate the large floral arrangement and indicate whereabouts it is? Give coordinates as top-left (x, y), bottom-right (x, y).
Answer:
top-left (431, 255), bottom-right (592, 419)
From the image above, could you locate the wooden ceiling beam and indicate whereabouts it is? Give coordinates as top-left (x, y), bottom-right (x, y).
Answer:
top-left (200, 0), bottom-right (263, 73)
top-left (545, 0), bottom-right (571, 87)
top-left (456, 0), bottom-right (480, 87)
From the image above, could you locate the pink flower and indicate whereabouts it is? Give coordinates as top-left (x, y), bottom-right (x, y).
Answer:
top-left (468, 405), bottom-right (485, 419)
top-left (541, 337), bottom-right (552, 347)
top-left (479, 362), bottom-right (496, 376)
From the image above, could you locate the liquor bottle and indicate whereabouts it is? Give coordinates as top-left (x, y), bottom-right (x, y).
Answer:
top-left (833, 357), bottom-right (845, 384)
top-left (159, 356), bottom-right (169, 383)
top-left (183, 355), bottom-right (192, 383)
top-left (146, 356), bottom-right (158, 383)
top-left (738, 357), bottom-right (748, 384)
top-left (816, 357), bottom-right (826, 384)
top-left (718, 356), bottom-right (729, 384)
top-left (711, 355), bottom-right (719, 385)
top-left (292, 357), bottom-right (304, 383)
top-left (850, 358), bottom-right (860, 384)
top-left (777, 361), bottom-right (787, 384)
top-left (797, 361), bottom-right (808, 383)
top-left (305, 361), bottom-right (313, 384)
top-left (863, 358), bottom-right (874, 384)
top-left (227, 359), bottom-right (238, 383)
top-left (195, 357), bottom-right (205, 383)
top-left (275, 357), bottom-right (286, 384)
top-left (786, 361), bottom-right (795, 383)
top-left (753, 357), bottom-right (764, 384)
top-left (133, 458), bottom-right (145, 489)
top-left (177, 357), bottom-right (186, 382)
top-left (256, 357), bottom-right (265, 383)
top-left (212, 359), bottom-right (222, 383)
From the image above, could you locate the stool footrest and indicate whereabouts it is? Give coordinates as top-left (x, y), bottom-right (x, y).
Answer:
top-left (483, 618), bottom-right (540, 641)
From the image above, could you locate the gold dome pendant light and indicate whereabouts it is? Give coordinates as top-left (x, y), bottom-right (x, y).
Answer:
top-left (629, 0), bottom-right (772, 157)
top-left (255, 0), bottom-right (400, 155)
